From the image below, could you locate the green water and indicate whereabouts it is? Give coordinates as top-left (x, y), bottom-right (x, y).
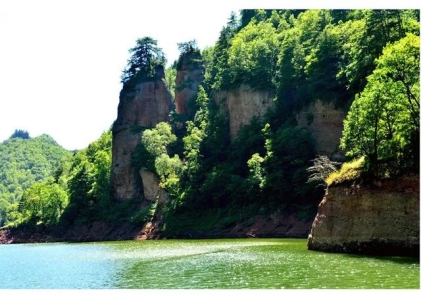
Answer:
top-left (0, 239), bottom-right (418, 289)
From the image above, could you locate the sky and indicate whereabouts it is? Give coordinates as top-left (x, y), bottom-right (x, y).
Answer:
top-left (0, 0), bottom-right (419, 150)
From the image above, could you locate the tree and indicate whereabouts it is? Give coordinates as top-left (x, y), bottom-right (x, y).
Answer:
top-left (141, 122), bottom-right (177, 162)
top-left (0, 134), bottom-right (72, 226)
top-left (137, 122), bottom-right (182, 197)
top-left (306, 156), bottom-right (341, 188)
top-left (340, 34), bottom-right (420, 176)
top-left (257, 124), bottom-right (318, 204)
top-left (377, 34), bottom-right (420, 169)
top-left (228, 20), bottom-right (280, 89)
top-left (121, 37), bottom-right (166, 84)
top-left (165, 66), bottom-right (176, 98)
top-left (275, 10), bottom-right (335, 112)
top-left (337, 10), bottom-right (418, 97)
top-left (304, 24), bottom-right (347, 104)
top-left (176, 40), bottom-right (202, 72)
top-left (247, 153), bottom-right (265, 188)
top-left (60, 131), bottom-right (112, 225)
top-left (177, 40), bottom-right (199, 58)
top-left (206, 11), bottom-right (239, 91)
top-left (19, 180), bottom-right (68, 226)
top-left (182, 86), bottom-right (209, 180)
top-left (9, 129), bottom-right (30, 140)
top-left (375, 33), bottom-right (419, 129)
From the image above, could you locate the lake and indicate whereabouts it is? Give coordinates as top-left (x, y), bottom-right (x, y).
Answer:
top-left (0, 238), bottom-right (419, 289)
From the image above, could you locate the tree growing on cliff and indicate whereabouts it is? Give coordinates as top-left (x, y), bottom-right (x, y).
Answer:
top-left (182, 86), bottom-right (209, 181)
top-left (340, 33), bottom-right (420, 177)
top-left (177, 40), bottom-right (200, 63)
top-left (121, 37), bottom-right (167, 84)
top-left (137, 122), bottom-right (182, 196)
top-left (306, 155), bottom-right (341, 188)
top-left (228, 18), bottom-right (281, 90)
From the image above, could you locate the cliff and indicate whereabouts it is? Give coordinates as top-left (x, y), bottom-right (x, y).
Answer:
top-left (307, 174), bottom-right (420, 257)
top-left (214, 85), bottom-right (275, 141)
top-left (174, 51), bottom-right (204, 119)
top-left (296, 99), bottom-right (346, 158)
top-left (111, 79), bottom-right (173, 201)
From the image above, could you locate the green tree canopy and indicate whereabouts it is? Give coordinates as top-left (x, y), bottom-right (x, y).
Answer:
top-left (9, 129), bottom-right (30, 140)
top-left (58, 131), bottom-right (112, 226)
top-left (177, 40), bottom-right (199, 58)
top-left (0, 134), bottom-right (72, 227)
top-left (340, 33), bottom-right (420, 176)
top-left (121, 37), bottom-right (167, 85)
top-left (227, 19), bottom-right (281, 90)
top-left (135, 122), bottom-right (182, 196)
top-left (18, 180), bottom-right (68, 226)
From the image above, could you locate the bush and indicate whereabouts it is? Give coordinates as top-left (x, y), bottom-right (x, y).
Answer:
top-left (326, 157), bottom-right (365, 186)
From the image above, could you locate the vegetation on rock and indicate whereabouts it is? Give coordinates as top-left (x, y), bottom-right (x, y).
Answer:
top-left (341, 33), bottom-right (420, 178)
top-left (1, 9), bottom-right (419, 240)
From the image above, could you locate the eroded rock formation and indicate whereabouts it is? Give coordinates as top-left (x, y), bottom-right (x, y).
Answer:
top-left (215, 85), bottom-right (275, 141)
top-left (296, 99), bottom-right (346, 158)
top-left (307, 175), bottom-right (420, 257)
top-left (175, 51), bottom-right (204, 119)
top-left (111, 79), bottom-right (173, 201)
top-left (139, 168), bottom-right (169, 204)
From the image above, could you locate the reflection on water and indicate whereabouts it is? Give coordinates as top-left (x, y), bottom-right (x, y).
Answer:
top-left (0, 239), bottom-right (419, 289)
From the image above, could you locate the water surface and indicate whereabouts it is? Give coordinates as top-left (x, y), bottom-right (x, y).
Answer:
top-left (0, 239), bottom-right (418, 289)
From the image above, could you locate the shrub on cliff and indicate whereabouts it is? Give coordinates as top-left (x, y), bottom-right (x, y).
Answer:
top-left (307, 156), bottom-right (342, 188)
top-left (325, 157), bottom-right (365, 186)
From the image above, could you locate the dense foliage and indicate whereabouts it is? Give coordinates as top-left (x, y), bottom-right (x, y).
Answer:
top-left (59, 131), bottom-right (112, 226)
top-left (120, 37), bottom-right (167, 92)
top-left (2, 9), bottom-right (418, 235)
top-left (9, 129), bottom-right (30, 140)
top-left (134, 9), bottom-right (419, 232)
top-left (341, 33), bottom-right (420, 177)
top-left (0, 133), bottom-right (72, 227)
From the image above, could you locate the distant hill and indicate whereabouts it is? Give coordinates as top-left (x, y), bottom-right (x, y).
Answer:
top-left (0, 132), bottom-right (73, 226)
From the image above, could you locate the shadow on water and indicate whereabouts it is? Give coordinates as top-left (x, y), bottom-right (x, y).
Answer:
top-left (345, 253), bottom-right (420, 265)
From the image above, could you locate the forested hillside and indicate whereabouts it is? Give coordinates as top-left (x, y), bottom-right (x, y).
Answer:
top-left (0, 130), bottom-right (73, 226)
top-left (134, 9), bottom-right (419, 236)
top-left (1, 9), bottom-right (419, 241)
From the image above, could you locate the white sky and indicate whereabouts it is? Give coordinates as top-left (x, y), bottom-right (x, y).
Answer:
top-left (0, 0), bottom-right (418, 150)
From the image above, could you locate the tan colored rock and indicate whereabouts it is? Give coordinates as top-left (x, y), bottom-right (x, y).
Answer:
top-left (215, 85), bottom-right (275, 141)
top-left (111, 80), bottom-right (173, 201)
top-left (139, 168), bottom-right (168, 204)
top-left (296, 99), bottom-right (346, 157)
top-left (174, 52), bottom-right (204, 119)
top-left (114, 80), bottom-right (173, 130)
top-left (139, 168), bottom-right (160, 202)
top-left (307, 174), bottom-right (420, 256)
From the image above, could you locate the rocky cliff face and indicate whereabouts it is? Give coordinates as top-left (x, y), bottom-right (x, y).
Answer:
top-left (215, 85), bottom-right (275, 141)
top-left (111, 79), bottom-right (173, 201)
top-left (175, 52), bottom-right (204, 119)
top-left (296, 99), bottom-right (346, 158)
top-left (139, 168), bottom-right (169, 204)
top-left (307, 175), bottom-right (420, 257)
